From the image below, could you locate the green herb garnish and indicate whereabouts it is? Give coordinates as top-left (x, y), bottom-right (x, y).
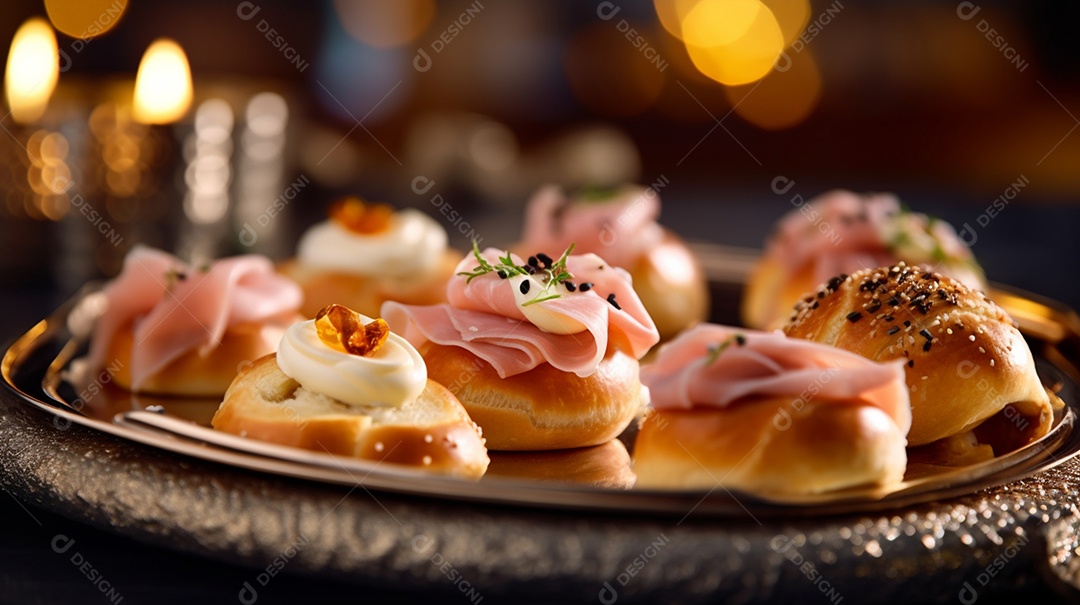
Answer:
top-left (457, 240), bottom-right (576, 307)
top-left (705, 333), bottom-right (747, 364)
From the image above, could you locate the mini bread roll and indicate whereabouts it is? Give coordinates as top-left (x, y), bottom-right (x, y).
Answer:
top-left (634, 400), bottom-right (907, 494)
top-left (629, 229), bottom-right (710, 340)
top-left (281, 249), bottom-right (461, 319)
top-left (419, 343), bottom-right (646, 451)
top-left (212, 354), bottom-right (490, 479)
top-left (485, 439), bottom-right (636, 488)
top-left (106, 320), bottom-right (290, 397)
top-left (783, 263), bottom-right (1053, 452)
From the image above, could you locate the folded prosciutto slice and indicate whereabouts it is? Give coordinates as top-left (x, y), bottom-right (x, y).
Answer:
top-left (382, 247), bottom-right (659, 378)
top-left (85, 245), bottom-right (303, 390)
top-left (517, 184), bottom-right (664, 271)
top-left (769, 189), bottom-right (984, 293)
top-left (641, 323), bottom-right (911, 433)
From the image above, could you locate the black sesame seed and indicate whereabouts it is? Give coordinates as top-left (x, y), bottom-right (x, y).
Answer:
top-left (866, 300), bottom-right (882, 313)
top-left (564, 281), bottom-right (576, 292)
top-left (888, 297), bottom-right (900, 306)
top-left (883, 314), bottom-right (895, 322)
top-left (735, 335), bottom-right (747, 346)
top-left (847, 312), bottom-right (863, 323)
top-left (904, 320), bottom-right (911, 327)
top-left (607, 293), bottom-right (621, 310)
top-left (579, 282), bottom-right (593, 292)
top-left (887, 326), bottom-right (900, 335)
top-left (908, 359), bottom-right (915, 368)
top-left (496, 270), bottom-right (508, 279)
top-left (519, 280), bottom-right (531, 295)
top-left (919, 329), bottom-right (933, 341)
top-left (536, 253), bottom-right (553, 267)
top-left (923, 341), bottom-right (932, 352)
top-left (812, 301), bottom-right (820, 310)
top-left (527, 256), bottom-right (539, 267)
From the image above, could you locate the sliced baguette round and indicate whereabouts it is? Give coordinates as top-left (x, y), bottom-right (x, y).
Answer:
top-left (633, 397), bottom-right (907, 494)
top-left (212, 354), bottom-right (490, 479)
top-left (419, 343), bottom-right (646, 451)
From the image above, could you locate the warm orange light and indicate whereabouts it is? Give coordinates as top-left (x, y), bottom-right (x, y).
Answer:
top-left (333, 0), bottom-right (435, 48)
top-left (132, 38), bottom-right (192, 124)
top-left (726, 47), bottom-right (821, 129)
top-left (683, 2), bottom-right (784, 86)
top-left (653, 0), bottom-right (701, 40)
top-left (44, 0), bottom-right (128, 39)
top-left (682, 0), bottom-right (764, 47)
top-left (762, 0), bottom-right (810, 47)
top-left (4, 18), bottom-right (60, 125)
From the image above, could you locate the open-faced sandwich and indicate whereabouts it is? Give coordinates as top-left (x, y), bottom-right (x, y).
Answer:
top-left (281, 196), bottom-right (462, 318)
top-left (634, 323), bottom-right (911, 494)
top-left (80, 245), bottom-right (303, 397)
top-left (516, 184), bottom-right (709, 339)
top-left (783, 263), bottom-right (1058, 465)
top-left (212, 304), bottom-right (490, 478)
top-left (743, 189), bottom-right (986, 330)
top-left (382, 243), bottom-right (660, 450)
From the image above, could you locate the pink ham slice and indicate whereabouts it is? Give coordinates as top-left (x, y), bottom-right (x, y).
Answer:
top-left (85, 245), bottom-right (303, 390)
top-left (641, 323), bottom-right (911, 433)
top-left (517, 185), bottom-right (664, 271)
top-left (382, 248), bottom-right (659, 378)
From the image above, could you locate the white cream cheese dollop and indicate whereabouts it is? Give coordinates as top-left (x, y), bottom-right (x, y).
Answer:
top-left (296, 209), bottom-right (447, 277)
top-left (509, 274), bottom-right (587, 335)
top-left (276, 314), bottom-right (427, 408)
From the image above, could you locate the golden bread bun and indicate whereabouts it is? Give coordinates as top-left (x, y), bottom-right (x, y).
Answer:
top-left (633, 397), bottom-right (907, 494)
top-left (212, 354), bottom-right (490, 479)
top-left (486, 439), bottom-right (636, 488)
top-left (106, 320), bottom-right (291, 397)
top-left (742, 254), bottom-right (819, 331)
top-left (783, 263), bottom-right (1052, 451)
top-left (281, 249), bottom-right (461, 318)
top-left (419, 343), bottom-right (646, 451)
top-left (629, 228), bottom-right (710, 340)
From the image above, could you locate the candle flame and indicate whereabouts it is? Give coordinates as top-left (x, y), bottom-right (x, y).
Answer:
top-left (4, 18), bottom-right (60, 125)
top-left (133, 38), bottom-right (192, 124)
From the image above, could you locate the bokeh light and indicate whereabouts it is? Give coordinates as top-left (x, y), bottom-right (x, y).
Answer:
top-left (4, 18), bottom-right (60, 125)
top-left (133, 39), bottom-right (193, 124)
top-left (333, 0), bottom-right (435, 48)
top-left (44, 0), bottom-right (128, 39)
top-left (726, 47), bottom-right (821, 129)
top-left (681, 1), bottom-right (785, 86)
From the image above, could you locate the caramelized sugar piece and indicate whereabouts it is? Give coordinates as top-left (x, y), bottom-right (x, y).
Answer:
top-left (315, 304), bottom-right (390, 356)
top-left (329, 197), bottom-right (394, 234)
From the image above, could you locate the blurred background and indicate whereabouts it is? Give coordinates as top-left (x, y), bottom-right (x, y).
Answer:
top-left (1, 0), bottom-right (1078, 329)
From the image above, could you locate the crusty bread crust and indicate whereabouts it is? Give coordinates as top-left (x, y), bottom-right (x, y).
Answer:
top-left (783, 263), bottom-right (1052, 450)
top-left (630, 228), bottom-right (710, 340)
top-left (633, 397), bottom-right (907, 494)
top-left (281, 249), bottom-right (461, 318)
top-left (741, 254), bottom-right (819, 331)
top-left (419, 343), bottom-right (646, 451)
top-left (486, 439), bottom-right (636, 488)
top-left (106, 320), bottom-right (291, 397)
top-left (211, 354), bottom-right (490, 479)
